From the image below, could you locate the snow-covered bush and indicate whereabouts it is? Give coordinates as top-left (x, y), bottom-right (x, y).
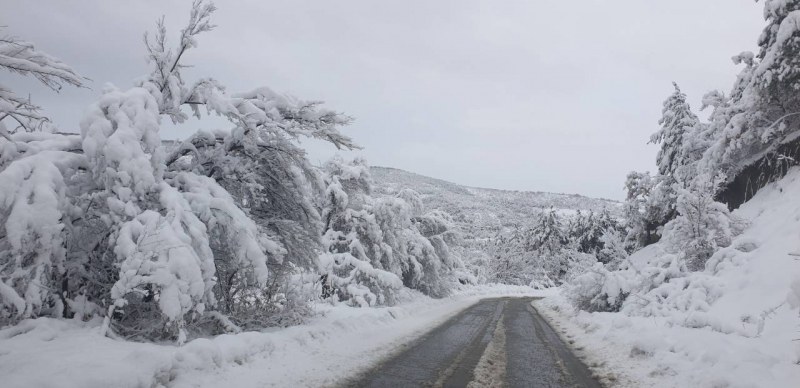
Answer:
top-left (597, 228), bottom-right (628, 270)
top-left (318, 158), bottom-right (468, 305)
top-left (319, 158), bottom-right (403, 307)
top-left (663, 175), bottom-right (741, 271)
top-left (565, 262), bottom-right (635, 312)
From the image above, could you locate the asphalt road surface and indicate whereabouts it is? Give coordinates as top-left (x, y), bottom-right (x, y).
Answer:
top-left (350, 297), bottom-right (602, 388)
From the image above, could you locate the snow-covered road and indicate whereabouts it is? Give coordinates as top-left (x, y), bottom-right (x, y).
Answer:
top-left (351, 297), bottom-right (601, 387)
top-left (0, 285), bottom-right (546, 388)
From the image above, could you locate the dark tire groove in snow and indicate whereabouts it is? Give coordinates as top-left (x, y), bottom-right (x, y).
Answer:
top-left (505, 298), bottom-right (601, 388)
top-left (438, 299), bottom-right (506, 387)
top-left (350, 297), bottom-right (601, 388)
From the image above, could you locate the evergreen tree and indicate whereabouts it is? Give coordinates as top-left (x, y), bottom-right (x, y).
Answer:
top-left (622, 171), bottom-right (675, 250)
top-left (650, 83), bottom-right (702, 182)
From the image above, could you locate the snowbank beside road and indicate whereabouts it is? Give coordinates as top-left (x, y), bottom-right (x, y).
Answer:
top-left (536, 294), bottom-right (799, 387)
top-left (534, 169), bottom-right (800, 387)
top-left (0, 284), bottom-right (539, 388)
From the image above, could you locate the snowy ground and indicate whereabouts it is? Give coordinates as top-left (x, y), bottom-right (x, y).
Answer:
top-left (533, 169), bottom-right (800, 388)
top-left (0, 284), bottom-right (541, 388)
top-left (535, 294), bottom-right (800, 387)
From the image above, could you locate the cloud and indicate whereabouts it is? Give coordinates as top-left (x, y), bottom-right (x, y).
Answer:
top-left (1, 0), bottom-right (765, 199)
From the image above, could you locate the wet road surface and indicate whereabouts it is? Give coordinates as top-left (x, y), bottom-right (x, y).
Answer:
top-left (351, 298), bottom-right (601, 388)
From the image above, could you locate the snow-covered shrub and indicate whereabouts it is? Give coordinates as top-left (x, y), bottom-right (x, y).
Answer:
top-left (487, 231), bottom-right (539, 286)
top-left (561, 249), bottom-right (601, 283)
top-left (566, 262), bottom-right (636, 312)
top-left (318, 158), bottom-right (464, 304)
top-left (663, 175), bottom-right (741, 271)
top-left (597, 228), bottom-right (628, 270)
top-left (80, 82), bottom-right (284, 341)
top-left (319, 158), bottom-right (403, 306)
top-left (371, 193), bottom-right (451, 297)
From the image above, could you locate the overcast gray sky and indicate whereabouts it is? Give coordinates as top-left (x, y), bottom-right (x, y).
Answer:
top-left (3, 1), bottom-right (765, 200)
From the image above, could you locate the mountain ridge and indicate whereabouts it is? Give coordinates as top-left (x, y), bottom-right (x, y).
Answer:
top-left (371, 166), bottom-right (618, 202)
top-left (370, 166), bottom-right (620, 233)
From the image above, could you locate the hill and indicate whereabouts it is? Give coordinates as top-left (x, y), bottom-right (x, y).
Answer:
top-left (370, 166), bottom-right (620, 234)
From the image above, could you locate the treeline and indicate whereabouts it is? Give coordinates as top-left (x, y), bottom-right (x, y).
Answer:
top-left (565, 0), bottom-right (800, 314)
top-left (486, 208), bottom-right (625, 287)
top-left (489, 1), bottom-right (800, 310)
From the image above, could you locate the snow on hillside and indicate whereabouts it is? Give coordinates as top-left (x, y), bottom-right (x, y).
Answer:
top-left (536, 167), bottom-right (800, 387)
top-left (371, 166), bottom-right (620, 234)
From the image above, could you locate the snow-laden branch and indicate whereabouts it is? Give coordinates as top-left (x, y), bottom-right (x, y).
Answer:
top-left (0, 33), bottom-right (86, 91)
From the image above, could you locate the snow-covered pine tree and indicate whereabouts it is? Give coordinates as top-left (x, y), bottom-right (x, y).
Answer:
top-left (569, 209), bottom-right (619, 258)
top-left (597, 228), bottom-right (628, 271)
top-left (565, 210), bottom-right (588, 249)
top-left (650, 83), bottom-right (702, 183)
top-left (622, 171), bottom-right (675, 250)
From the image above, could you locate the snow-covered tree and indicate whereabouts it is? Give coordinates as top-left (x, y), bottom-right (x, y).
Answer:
top-left (701, 0), bottom-right (800, 205)
top-left (371, 190), bottom-right (453, 297)
top-left (597, 228), bottom-right (628, 271)
top-left (487, 208), bottom-right (593, 287)
top-left (318, 158), bottom-right (402, 307)
top-left (622, 171), bottom-right (675, 250)
top-left (567, 209), bottom-right (620, 257)
top-left (663, 175), bottom-right (738, 271)
top-left (0, 141), bottom-right (85, 322)
top-left (0, 1), bottom-right (360, 341)
top-left (318, 158), bottom-right (466, 305)
top-left (650, 83), bottom-right (702, 182)
top-left (0, 29), bottom-right (85, 324)
top-left (487, 228), bottom-right (542, 286)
